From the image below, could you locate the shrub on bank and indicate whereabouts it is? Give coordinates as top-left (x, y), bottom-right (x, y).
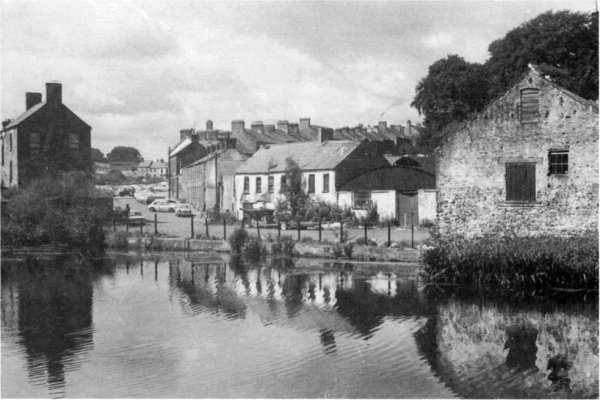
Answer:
top-left (242, 236), bottom-right (267, 261)
top-left (270, 235), bottom-right (295, 257)
top-left (420, 234), bottom-right (599, 291)
top-left (228, 228), bottom-right (249, 253)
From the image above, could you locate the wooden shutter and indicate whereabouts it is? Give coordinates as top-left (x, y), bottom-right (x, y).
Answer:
top-left (521, 88), bottom-right (540, 123)
top-left (506, 163), bottom-right (535, 202)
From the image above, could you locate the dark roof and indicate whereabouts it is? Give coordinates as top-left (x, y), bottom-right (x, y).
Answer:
top-left (236, 140), bottom-right (361, 174)
top-left (2, 102), bottom-right (91, 131)
top-left (392, 155), bottom-right (437, 175)
top-left (339, 166), bottom-right (435, 192)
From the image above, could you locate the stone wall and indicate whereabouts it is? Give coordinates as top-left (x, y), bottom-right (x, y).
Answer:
top-left (436, 70), bottom-right (598, 237)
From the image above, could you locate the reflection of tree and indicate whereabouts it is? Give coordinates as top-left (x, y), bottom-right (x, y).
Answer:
top-left (319, 328), bottom-right (336, 355)
top-left (504, 323), bottom-right (538, 371)
top-left (9, 255), bottom-right (96, 396)
top-left (281, 274), bottom-right (309, 318)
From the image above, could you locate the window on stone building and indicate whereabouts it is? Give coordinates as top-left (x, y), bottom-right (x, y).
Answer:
top-left (30, 132), bottom-right (40, 154)
top-left (9, 160), bottom-right (12, 184)
top-left (549, 150), bottom-right (568, 175)
top-left (353, 191), bottom-right (370, 209)
top-left (243, 177), bottom-right (249, 194)
top-left (323, 173), bottom-right (329, 193)
top-left (256, 177), bottom-right (261, 193)
top-left (9, 133), bottom-right (12, 152)
top-left (1, 142), bottom-right (4, 166)
top-left (506, 162), bottom-right (536, 202)
top-left (308, 174), bottom-right (315, 193)
top-left (268, 176), bottom-right (274, 193)
top-left (69, 133), bottom-right (79, 150)
top-left (520, 88), bottom-right (540, 123)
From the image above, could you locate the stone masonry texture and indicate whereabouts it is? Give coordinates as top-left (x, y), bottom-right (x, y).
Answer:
top-left (435, 70), bottom-right (598, 238)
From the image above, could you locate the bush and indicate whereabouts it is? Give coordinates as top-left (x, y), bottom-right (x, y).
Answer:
top-left (228, 228), bottom-right (249, 253)
top-left (354, 237), bottom-right (378, 247)
top-left (420, 234), bottom-right (599, 291)
top-left (419, 218), bottom-right (435, 229)
top-left (331, 241), bottom-right (354, 259)
top-left (242, 236), bottom-right (266, 261)
top-left (343, 242), bottom-right (354, 259)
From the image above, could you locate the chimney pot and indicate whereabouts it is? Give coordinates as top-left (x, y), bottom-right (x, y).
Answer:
top-left (231, 120), bottom-right (245, 136)
top-left (206, 120), bottom-right (213, 131)
top-left (299, 118), bottom-right (310, 131)
top-left (378, 121), bottom-right (387, 132)
top-left (277, 120), bottom-right (289, 134)
top-left (317, 127), bottom-right (333, 143)
top-left (251, 121), bottom-right (264, 134)
top-left (26, 92), bottom-right (42, 110)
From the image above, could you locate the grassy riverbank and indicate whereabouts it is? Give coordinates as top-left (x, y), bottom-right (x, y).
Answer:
top-left (420, 234), bottom-right (599, 292)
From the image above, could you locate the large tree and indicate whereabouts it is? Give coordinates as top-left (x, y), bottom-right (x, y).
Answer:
top-left (411, 55), bottom-right (489, 133)
top-left (275, 157), bottom-right (309, 221)
top-left (106, 146), bottom-right (143, 163)
top-left (486, 10), bottom-right (598, 101)
top-left (412, 10), bottom-right (598, 146)
top-left (91, 148), bottom-right (108, 163)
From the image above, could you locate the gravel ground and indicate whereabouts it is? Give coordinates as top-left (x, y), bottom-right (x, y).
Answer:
top-left (113, 197), bottom-right (431, 245)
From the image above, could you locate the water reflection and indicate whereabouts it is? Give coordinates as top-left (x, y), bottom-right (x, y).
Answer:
top-left (414, 293), bottom-right (599, 398)
top-left (1, 253), bottom-right (597, 398)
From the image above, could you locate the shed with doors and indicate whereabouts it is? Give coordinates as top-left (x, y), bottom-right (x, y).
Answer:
top-left (435, 64), bottom-right (598, 237)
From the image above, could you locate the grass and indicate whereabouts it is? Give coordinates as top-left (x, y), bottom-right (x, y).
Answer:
top-left (420, 234), bottom-right (599, 291)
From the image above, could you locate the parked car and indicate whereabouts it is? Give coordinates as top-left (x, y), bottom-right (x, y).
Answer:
top-left (174, 203), bottom-right (193, 217)
top-left (145, 194), bottom-right (166, 204)
top-left (148, 199), bottom-right (178, 212)
top-left (118, 187), bottom-right (135, 197)
top-left (135, 191), bottom-right (151, 203)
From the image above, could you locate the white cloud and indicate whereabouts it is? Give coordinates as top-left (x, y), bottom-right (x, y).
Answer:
top-left (423, 32), bottom-right (455, 49)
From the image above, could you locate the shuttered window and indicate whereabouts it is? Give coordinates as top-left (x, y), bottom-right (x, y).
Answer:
top-left (521, 88), bottom-right (540, 123)
top-left (255, 177), bottom-right (261, 193)
top-left (549, 151), bottom-right (568, 175)
top-left (280, 175), bottom-right (287, 191)
top-left (506, 163), bottom-right (536, 202)
top-left (308, 174), bottom-right (315, 193)
top-left (268, 176), bottom-right (274, 193)
top-left (243, 177), bottom-right (249, 194)
top-left (323, 173), bottom-right (329, 193)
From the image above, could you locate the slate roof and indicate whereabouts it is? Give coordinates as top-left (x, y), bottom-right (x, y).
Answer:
top-left (339, 166), bottom-right (436, 192)
top-left (2, 101), bottom-right (91, 131)
top-left (138, 160), bottom-right (153, 168)
top-left (151, 161), bottom-right (167, 169)
top-left (235, 140), bottom-right (361, 174)
top-left (169, 137), bottom-right (192, 157)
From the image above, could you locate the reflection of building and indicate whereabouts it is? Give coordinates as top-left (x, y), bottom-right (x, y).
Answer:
top-left (2, 255), bottom-right (95, 397)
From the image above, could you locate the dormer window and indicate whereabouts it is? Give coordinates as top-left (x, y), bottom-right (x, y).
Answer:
top-left (520, 88), bottom-right (540, 123)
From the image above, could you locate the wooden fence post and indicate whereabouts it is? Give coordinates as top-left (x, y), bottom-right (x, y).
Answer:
top-left (256, 222), bottom-right (261, 240)
top-left (223, 218), bottom-right (226, 241)
top-left (205, 217), bottom-right (209, 238)
top-left (190, 216), bottom-right (194, 239)
top-left (411, 212), bottom-right (414, 248)
top-left (140, 218), bottom-right (143, 234)
top-left (364, 221), bottom-right (368, 242)
top-left (318, 220), bottom-right (322, 242)
top-left (387, 220), bottom-right (391, 247)
top-left (340, 221), bottom-right (344, 243)
top-left (154, 214), bottom-right (158, 235)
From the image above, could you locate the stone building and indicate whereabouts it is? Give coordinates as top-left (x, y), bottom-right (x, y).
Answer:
top-left (436, 65), bottom-right (598, 237)
top-left (1, 83), bottom-right (92, 188)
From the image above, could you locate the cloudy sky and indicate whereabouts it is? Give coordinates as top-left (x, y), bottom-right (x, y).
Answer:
top-left (1, 0), bottom-right (596, 160)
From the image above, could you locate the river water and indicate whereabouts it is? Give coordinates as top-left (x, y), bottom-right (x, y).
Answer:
top-left (1, 252), bottom-right (598, 398)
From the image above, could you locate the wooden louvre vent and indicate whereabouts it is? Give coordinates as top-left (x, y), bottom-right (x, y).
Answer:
top-left (506, 162), bottom-right (536, 202)
top-left (520, 88), bottom-right (540, 123)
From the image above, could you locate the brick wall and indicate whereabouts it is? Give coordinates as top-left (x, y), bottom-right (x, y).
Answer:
top-left (436, 71), bottom-right (598, 237)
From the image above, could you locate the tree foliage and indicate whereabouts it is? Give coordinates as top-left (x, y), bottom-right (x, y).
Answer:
top-left (91, 148), bottom-right (108, 163)
top-left (412, 10), bottom-right (598, 143)
top-left (486, 10), bottom-right (598, 101)
top-left (106, 146), bottom-right (143, 163)
top-left (411, 55), bottom-right (489, 133)
top-left (275, 158), bottom-right (309, 221)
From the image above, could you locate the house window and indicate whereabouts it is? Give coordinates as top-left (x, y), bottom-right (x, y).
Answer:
top-left (30, 132), bottom-right (40, 154)
top-left (353, 191), bottom-right (370, 209)
top-left (69, 133), bottom-right (79, 150)
top-left (243, 177), bottom-right (249, 194)
top-left (308, 174), bottom-right (315, 193)
top-left (268, 176), bottom-right (274, 193)
top-left (9, 133), bottom-right (12, 152)
top-left (549, 150), bottom-right (568, 175)
top-left (256, 177), bottom-right (261, 193)
top-left (9, 161), bottom-right (12, 184)
top-left (520, 88), bottom-right (540, 123)
top-left (506, 162), bottom-right (536, 202)
top-left (1, 142), bottom-right (4, 166)
top-left (323, 173), bottom-right (329, 193)
top-left (280, 175), bottom-right (287, 191)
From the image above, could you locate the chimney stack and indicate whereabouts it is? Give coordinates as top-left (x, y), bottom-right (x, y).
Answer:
top-left (299, 118), bottom-right (311, 131)
top-left (378, 121), bottom-right (387, 133)
top-left (231, 120), bottom-right (245, 137)
top-left (206, 120), bottom-right (213, 131)
top-left (277, 120), bottom-right (289, 134)
top-left (46, 82), bottom-right (62, 105)
top-left (288, 123), bottom-right (299, 137)
top-left (251, 121), bottom-right (264, 134)
top-left (26, 92), bottom-right (42, 110)
top-left (264, 124), bottom-right (276, 135)
top-left (317, 127), bottom-right (334, 143)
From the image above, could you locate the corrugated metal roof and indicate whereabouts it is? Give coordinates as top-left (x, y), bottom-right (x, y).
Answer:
top-left (339, 166), bottom-right (435, 192)
top-left (235, 140), bottom-right (361, 174)
top-left (2, 102), bottom-right (46, 131)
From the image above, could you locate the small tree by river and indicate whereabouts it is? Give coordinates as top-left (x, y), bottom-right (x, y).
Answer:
top-left (2, 172), bottom-right (109, 251)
